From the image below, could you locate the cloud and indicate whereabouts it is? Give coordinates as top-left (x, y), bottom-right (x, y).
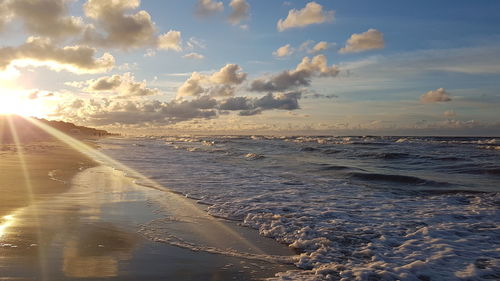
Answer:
top-left (218, 92), bottom-right (302, 115)
top-left (209, 85), bottom-right (236, 97)
top-left (177, 72), bottom-right (205, 97)
top-left (420, 88), bottom-right (452, 103)
top-left (310, 41), bottom-right (329, 53)
top-left (54, 90), bottom-right (302, 125)
top-left (87, 99), bottom-right (217, 125)
top-left (83, 0), bottom-right (182, 51)
top-left (218, 96), bottom-right (252, 110)
top-left (183, 52), bottom-right (204, 59)
top-left (277, 2), bottom-right (334, 32)
top-left (157, 30), bottom-right (182, 51)
top-left (0, 37), bottom-right (114, 73)
top-left (255, 92), bottom-right (301, 111)
top-left (250, 54), bottom-right (339, 92)
top-left (0, 1), bottom-right (12, 31)
top-left (54, 96), bottom-right (218, 126)
top-left (186, 37), bottom-right (206, 50)
top-left (210, 64), bottom-right (246, 84)
top-left (7, 0), bottom-right (84, 39)
top-left (273, 44), bottom-right (293, 57)
top-left (195, 0), bottom-right (223, 17)
top-left (443, 110), bottom-right (456, 118)
top-left (228, 0), bottom-right (249, 25)
top-left (304, 93), bottom-right (337, 99)
top-left (339, 29), bottom-right (384, 54)
top-left (177, 64), bottom-right (246, 98)
top-left (72, 72), bottom-right (159, 97)
top-left (83, 0), bottom-right (154, 48)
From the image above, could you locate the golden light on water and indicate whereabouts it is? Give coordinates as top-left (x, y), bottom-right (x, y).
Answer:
top-left (0, 215), bottom-right (15, 239)
top-left (24, 117), bottom-right (267, 256)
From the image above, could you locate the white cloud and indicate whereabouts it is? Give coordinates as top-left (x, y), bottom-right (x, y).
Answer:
top-left (157, 30), bottom-right (182, 51)
top-left (177, 64), bottom-right (247, 98)
top-left (71, 72), bottom-right (159, 97)
top-left (310, 41), bottom-right (329, 53)
top-left (177, 72), bottom-right (205, 97)
top-left (0, 37), bottom-right (114, 74)
top-left (183, 52), bottom-right (204, 59)
top-left (273, 44), bottom-right (293, 57)
top-left (144, 49), bottom-right (156, 57)
top-left (339, 29), bottom-right (384, 54)
top-left (277, 2), bottom-right (334, 32)
top-left (210, 64), bottom-right (246, 85)
top-left (195, 0), bottom-right (223, 17)
top-left (420, 88), bottom-right (452, 103)
top-left (228, 0), bottom-right (249, 25)
top-left (186, 37), bottom-right (207, 50)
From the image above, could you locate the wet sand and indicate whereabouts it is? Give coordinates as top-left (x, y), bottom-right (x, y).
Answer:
top-left (0, 163), bottom-right (296, 280)
top-left (0, 142), bottom-right (95, 218)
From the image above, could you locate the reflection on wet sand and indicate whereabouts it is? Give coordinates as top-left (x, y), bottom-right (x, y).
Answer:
top-left (63, 223), bottom-right (139, 278)
top-left (0, 165), bottom-right (294, 280)
top-left (0, 215), bottom-right (15, 239)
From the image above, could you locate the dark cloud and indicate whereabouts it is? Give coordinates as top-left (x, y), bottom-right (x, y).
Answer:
top-left (250, 55), bottom-right (338, 92)
top-left (8, 0), bottom-right (83, 39)
top-left (218, 96), bottom-right (252, 111)
top-left (255, 92), bottom-right (301, 110)
top-left (57, 91), bottom-right (302, 125)
top-left (219, 92), bottom-right (302, 116)
top-left (304, 93), bottom-right (338, 99)
top-left (239, 108), bottom-right (261, 116)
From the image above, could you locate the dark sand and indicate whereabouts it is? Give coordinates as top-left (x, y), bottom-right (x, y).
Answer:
top-left (0, 148), bottom-right (296, 280)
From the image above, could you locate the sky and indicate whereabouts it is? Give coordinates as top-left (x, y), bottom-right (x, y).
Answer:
top-left (0, 0), bottom-right (499, 135)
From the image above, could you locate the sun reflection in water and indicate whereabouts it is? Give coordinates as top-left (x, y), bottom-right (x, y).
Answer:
top-left (0, 215), bottom-right (15, 239)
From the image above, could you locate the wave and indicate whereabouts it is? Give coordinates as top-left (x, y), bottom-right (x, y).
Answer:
top-left (356, 152), bottom-right (411, 160)
top-left (299, 146), bottom-right (320, 152)
top-left (348, 172), bottom-right (449, 186)
top-left (322, 148), bottom-right (341, 154)
top-left (244, 153), bottom-right (265, 160)
top-left (313, 163), bottom-right (352, 171)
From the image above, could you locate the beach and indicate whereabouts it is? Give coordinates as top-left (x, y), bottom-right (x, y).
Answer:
top-left (0, 142), bottom-right (95, 218)
top-left (0, 140), bottom-right (295, 280)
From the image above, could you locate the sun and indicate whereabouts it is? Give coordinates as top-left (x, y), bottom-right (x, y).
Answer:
top-left (0, 88), bottom-right (47, 117)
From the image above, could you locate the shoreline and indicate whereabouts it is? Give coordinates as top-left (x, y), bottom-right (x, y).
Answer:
top-left (0, 143), bottom-right (296, 280)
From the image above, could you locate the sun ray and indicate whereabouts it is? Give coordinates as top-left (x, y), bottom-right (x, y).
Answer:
top-left (22, 116), bottom-right (268, 257)
top-left (6, 116), bottom-right (49, 281)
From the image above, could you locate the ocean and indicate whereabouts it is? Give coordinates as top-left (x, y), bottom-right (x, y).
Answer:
top-left (99, 135), bottom-right (500, 280)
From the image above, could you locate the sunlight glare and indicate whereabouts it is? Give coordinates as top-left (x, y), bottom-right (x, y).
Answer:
top-left (0, 88), bottom-right (46, 117)
top-left (0, 215), bottom-right (15, 239)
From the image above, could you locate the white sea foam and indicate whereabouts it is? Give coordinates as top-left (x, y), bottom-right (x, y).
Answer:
top-left (99, 136), bottom-right (500, 280)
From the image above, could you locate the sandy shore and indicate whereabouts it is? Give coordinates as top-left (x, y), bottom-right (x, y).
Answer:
top-left (0, 142), bottom-right (95, 218)
top-left (0, 145), bottom-right (295, 280)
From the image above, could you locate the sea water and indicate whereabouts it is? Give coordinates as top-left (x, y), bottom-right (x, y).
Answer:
top-left (99, 136), bottom-right (500, 281)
